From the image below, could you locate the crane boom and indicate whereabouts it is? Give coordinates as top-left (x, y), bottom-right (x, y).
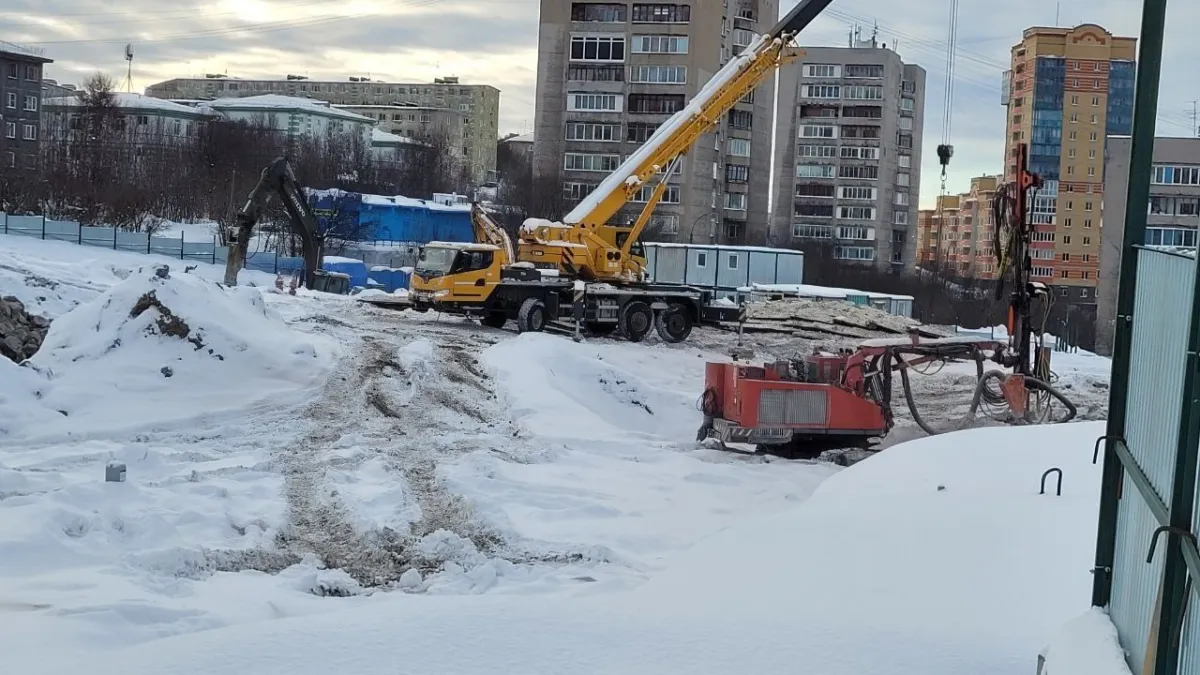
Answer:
top-left (561, 0), bottom-right (837, 242)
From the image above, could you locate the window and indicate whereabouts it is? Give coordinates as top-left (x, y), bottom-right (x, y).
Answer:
top-left (22, 95), bottom-right (36, 112)
top-left (898, 117), bottom-right (913, 131)
top-left (793, 223), bottom-right (834, 238)
top-left (894, 211), bottom-right (909, 225)
top-left (796, 164), bottom-right (836, 178)
top-left (565, 122), bottom-right (620, 141)
top-left (1093, 96), bottom-right (1101, 107)
top-left (725, 138), bottom-right (750, 157)
top-left (628, 93), bottom-right (684, 114)
top-left (1083, 237), bottom-right (1091, 245)
top-left (732, 28), bottom-right (755, 50)
top-left (797, 144), bottom-right (837, 158)
top-left (631, 34), bottom-right (688, 54)
top-left (1031, 266), bottom-right (1054, 278)
top-left (3, 151), bottom-right (12, 168)
top-left (567, 92), bottom-right (621, 112)
top-left (839, 146), bottom-right (879, 160)
top-left (727, 110), bottom-right (753, 130)
top-left (1081, 271), bottom-right (1091, 280)
top-left (4, 92), bottom-right (13, 109)
top-left (1063, 235), bottom-right (1072, 245)
top-left (839, 186), bottom-right (876, 200)
top-left (567, 64), bottom-right (624, 81)
top-left (843, 85), bottom-right (884, 100)
top-left (795, 203), bottom-right (835, 218)
top-left (632, 184), bottom-right (681, 204)
top-left (1090, 131), bottom-right (1099, 142)
top-left (570, 34), bottom-right (626, 62)
top-left (894, 193), bottom-right (909, 206)
top-left (1031, 248), bottom-right (1055, 260)
top-left (1085, 219), bottom-right (1093, 228)
top-left (1090, 114), bottom-right (1097, 124)
top-left (896, 172), bottom-right (911, 187)
top-left (629, 65), bottom-right (686, 84)
top-left (563, 181), bottom-right (598, 200)
top-left (837, 225), bottom-right (874, 240)
top-left (727, 253), bottom-right (739, 270)
top-left (843, 106), bottom-right (882, 119)
top-left (839, 165), bottom-right (879, 180)
top-left (571, 3), bottom-right (627, 21)
top-left (1067, 165), bottom-right (1075, 175)
top-left (846, 64), bottom-right (884, 79)
top-left (803, 85), bottom-right (840, 99)
top-left (796, 183), bottom-right (835, 198)
top-left (4, 63), bottom-right (14, 78)
top-left (1061, 252), bottom-right (1071, 262)
top-left (725, 193), bottom-right (746, 210)
top-left (838, 205), bottom-right (876, 220)
top-left (900, 97), bottom-right (915, 112)
top-left (626, 122), bottom-right (659, 143)
top-left (898, 155), bottom-right (912, 168)
top-left (21, 124), bottom-right (36, 140)
top-left (835, 246), bottom-right (876, 261)
top-left (1068, 149), bottom-right (1076, 159)
top-left (172, 119), bottom-right (182, 135)
top-left (726, 164), bottom-right (749, 183)
top-left (564, 152), bottom-right (621, 172)
top-left (4, 121), bottom-right (14, 138)
top-left (1070, 112), bottom-right (1078, 123)
top-left (1152, 164), bottom-right (1200, 186)
top-left (803, 64), bottom-right (840, 78)
top-left (799, 124), bottom-right (836, 138)
top-left (1060, 270), bottom-right (1070, 279)
top-left (651, 215), bottom-right (679, 234)
top-left (631, 3), bottom-right (690, 23)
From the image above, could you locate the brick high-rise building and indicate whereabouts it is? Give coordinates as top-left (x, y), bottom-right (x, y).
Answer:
top-left (916, 175), bottom-right (1002, 279)
top-left (532, 1), bottom-right (778, 243)
top-left (1001, 24), bottom-right (1136, 304)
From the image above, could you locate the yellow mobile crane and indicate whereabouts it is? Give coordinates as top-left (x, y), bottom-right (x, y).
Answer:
top-left (411, 0), bottom-right (836, 342)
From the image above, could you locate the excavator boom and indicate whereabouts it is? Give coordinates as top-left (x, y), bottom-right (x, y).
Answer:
top-left (223, 157), bottom-right (322, 289)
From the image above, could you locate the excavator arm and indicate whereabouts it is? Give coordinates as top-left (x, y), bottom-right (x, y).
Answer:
top-left (561, 0), bottom-right (837, 259)
top-left (222, 157), bottom-right (322, 289)
top-left (470, 203), bottom-right (515, 263)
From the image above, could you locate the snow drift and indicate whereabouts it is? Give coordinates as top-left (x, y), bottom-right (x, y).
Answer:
top-left (4, 265), bottom-right (333, 438)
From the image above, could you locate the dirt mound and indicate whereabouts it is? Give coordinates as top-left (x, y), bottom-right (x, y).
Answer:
top-left (0, 295), bottom-right (49, 363)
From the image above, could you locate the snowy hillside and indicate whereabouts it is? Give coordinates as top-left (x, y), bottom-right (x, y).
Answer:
top-left (0, 232), bottom-right (1121, 674)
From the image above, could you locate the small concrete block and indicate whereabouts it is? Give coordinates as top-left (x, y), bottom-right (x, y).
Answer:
top-left (106, 462), bottom-right (127, 483)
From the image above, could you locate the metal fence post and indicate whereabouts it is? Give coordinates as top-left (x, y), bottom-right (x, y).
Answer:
top-left (146, 231), bottom-right (151, 254)
top-left (179, 231), bottom-right (184, 260)
top-left (1093, 0), bottom-right (1168, 613)
top-left (113, 225), bottom-right (117, 250)
top-left (211, 235), bottom-right (216, 264)
top-left (41, 214), bottom-right (45, 240)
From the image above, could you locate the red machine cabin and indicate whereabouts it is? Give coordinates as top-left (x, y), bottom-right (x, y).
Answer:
top-left (698, 353), bottom-right (890, 457)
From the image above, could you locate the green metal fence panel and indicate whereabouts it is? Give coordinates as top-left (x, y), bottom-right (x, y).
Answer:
top-left (1110, 469), bottom-right (1168, 671)
top-left (1125, 250), bottom-right (1194, 500)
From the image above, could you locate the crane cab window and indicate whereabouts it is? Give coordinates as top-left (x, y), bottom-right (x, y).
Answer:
top-left (450, 250), bottom-right (494, 274)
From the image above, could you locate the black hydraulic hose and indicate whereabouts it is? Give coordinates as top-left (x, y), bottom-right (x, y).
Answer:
top-left (900, 364), bottom-right (1077, 436)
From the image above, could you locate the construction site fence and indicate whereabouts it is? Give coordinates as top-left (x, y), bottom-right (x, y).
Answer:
top-left (1100, 245), bottom-right (1200, 674)
top-left (0, 212), bottom-right (420, 277)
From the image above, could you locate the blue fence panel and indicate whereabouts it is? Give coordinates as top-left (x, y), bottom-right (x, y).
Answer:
top-left (80, 226), bottom-right (117, 248)
top-left (276, 256), bottom-right (305, 277)
top-left (7, 215), bottom-right (43, 236)
top-left (1109, 469), bottom-right (1168, 671)
top-left (114, 231), bottom-right (147, 253)
top-left (181, 241), bottom-right (216, 262)
top-left (367, 267), bottom-right (411, 293)
top-left (1125, 249), bottom-right (1192, 500)
top-left (243, 252), bottom-right (279, 274)
top-left (44, 219), bottom-right (80, 242)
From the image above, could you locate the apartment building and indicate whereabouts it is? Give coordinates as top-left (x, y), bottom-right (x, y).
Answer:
top-left (532, 1), bottom-right (778, 243)
top-left (772, 44), bottom-right (926, 272)
top-left (336, 104), bottom-right (465, 156)
top-left (1001, 24), bottom-right (1136, 302)
top-left (1, 41), bottom-right (53, 171)
top-left (1096, 136), bottom-right (1200, 355)
top-left (145, 75), bottom-right (499, 182)
top-left (915, 175), bottom-right (1002, 278)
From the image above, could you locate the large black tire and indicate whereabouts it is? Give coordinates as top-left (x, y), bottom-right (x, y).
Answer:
top-left (654, 303), bottom-right (694, 343)
top-left (516, 298), bottom-right (546, 333)
top-left (586, 321), bottom-right (618, 336)
top-left (481, 311), bottom-right (507, 329)
top-left (619, 301), bottom-right (653, 342)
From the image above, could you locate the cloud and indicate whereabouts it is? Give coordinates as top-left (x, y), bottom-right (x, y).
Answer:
top-left (12, 0), bottom-right (1199, 209)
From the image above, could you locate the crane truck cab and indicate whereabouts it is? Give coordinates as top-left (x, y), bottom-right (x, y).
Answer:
top-left (410, 241), bottom-right (505, 311)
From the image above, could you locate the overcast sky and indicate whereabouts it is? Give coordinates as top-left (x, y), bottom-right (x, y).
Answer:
top-left (5, 0), bottom-right (1198, 208)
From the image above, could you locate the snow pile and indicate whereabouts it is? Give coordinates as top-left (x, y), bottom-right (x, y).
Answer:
top-left (520, 217), bottom-right (572, 234)
top-left (27, 421), bottom-right (1109, 675)
top-left (7, 265), bottom-right (332, 438)
top-left (1039, 608), bottom-right (1131, 675)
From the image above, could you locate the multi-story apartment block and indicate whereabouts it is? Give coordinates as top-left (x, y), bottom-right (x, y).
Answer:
top-left (532, 1), bottom-right (778, 244)
top-left (335, 104), bottom-right (465, 159)
top-left (1096, 136), bottom-right (1200, 355)
top-left (1001, 24), bottom-right (1135, 302)
top-left (916, 175), bottom-right (1002, 279)
top-left (772, 43), bottom-right (926, 272)
top-left (1, 41), bottom-right (53, 171)
top-left (145, 75), bottom-right (499, 182)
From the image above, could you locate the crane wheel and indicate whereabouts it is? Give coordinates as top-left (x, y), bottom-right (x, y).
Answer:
top-left (517, 298), bottom-right (546, 333)
top-left (654, 303), bottom-right (694, 343)
top-left (481, 311), bottom-right (507, 329)
top-left (619, 301), bottom-right (653, 343)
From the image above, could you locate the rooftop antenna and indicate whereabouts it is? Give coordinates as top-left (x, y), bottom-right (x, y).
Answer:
top-left (124, 43), bottom-right (134, 93)
top-left (1055, 2), bottom-right (1061, 26)
top-left (871, 21), bottom-right (879, 48)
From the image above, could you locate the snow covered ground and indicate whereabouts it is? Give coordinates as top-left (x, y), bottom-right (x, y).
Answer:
top-left (0, 232), bottom-right (1122, 673)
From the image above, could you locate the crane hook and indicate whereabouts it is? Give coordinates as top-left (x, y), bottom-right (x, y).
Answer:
top-left (936, 143), bottom-right (954, 180)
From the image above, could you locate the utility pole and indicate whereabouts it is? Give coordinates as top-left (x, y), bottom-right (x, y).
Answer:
top-left (1189, 100), bottom-right (1199, 137)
